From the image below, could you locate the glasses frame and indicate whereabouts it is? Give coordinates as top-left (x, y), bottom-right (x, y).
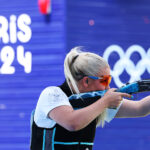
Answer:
top-left (87, 75), bottom-right (112, 87)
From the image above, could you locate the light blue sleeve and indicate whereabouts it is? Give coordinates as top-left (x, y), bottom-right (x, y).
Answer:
top-left (105, 101), bottom-right (123, 122)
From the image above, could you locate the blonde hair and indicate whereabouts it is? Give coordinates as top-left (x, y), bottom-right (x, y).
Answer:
top-left (64, 46), bottom-right (110, 127)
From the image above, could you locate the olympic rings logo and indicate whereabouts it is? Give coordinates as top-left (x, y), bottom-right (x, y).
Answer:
top-left (103, 45), bottom-right (150, 87)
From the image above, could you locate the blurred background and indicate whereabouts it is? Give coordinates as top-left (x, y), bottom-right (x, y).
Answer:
top-left (0, 0), bottom-right (150, 149)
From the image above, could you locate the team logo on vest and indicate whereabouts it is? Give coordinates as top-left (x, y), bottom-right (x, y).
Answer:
top-left (103, 45), bottom-right (150, 87)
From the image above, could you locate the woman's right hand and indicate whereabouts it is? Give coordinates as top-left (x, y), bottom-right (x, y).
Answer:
top-left (103, 88), bottom-right (132, 109)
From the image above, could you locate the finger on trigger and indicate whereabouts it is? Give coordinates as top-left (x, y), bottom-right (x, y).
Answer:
top-left (121, 93), bottom-right (132, 98)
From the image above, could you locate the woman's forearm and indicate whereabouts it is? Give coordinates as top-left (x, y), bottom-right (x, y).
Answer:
top-left (49, 96), bottom-right (109, 131)
top-left (116, 96), bottom-right (150, 118)
top-left (138, 96), bottom-right (150, 116)
top-left (69, 97), bottom-right (108, 131)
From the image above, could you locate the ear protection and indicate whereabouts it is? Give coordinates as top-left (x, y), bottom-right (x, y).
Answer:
top-left (86, 79), bottom-right (88, 84)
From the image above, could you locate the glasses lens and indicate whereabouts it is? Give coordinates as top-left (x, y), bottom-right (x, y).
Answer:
top-left (99, 75), bottom-right (111, 86)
